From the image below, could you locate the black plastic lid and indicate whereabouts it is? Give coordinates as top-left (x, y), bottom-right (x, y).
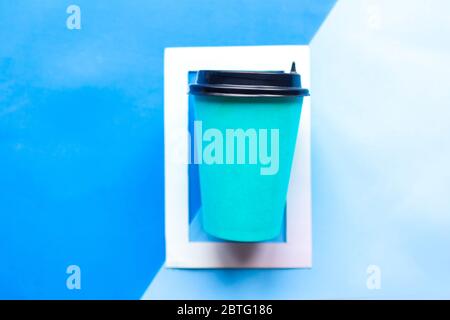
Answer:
top-left (189, 62), bottom-right (310, 97)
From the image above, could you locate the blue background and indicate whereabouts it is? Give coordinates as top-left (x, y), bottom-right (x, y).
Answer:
top-left (0, 0), bottom-right (336, 299)
top-left (3, 0), bottom-right (450, 300)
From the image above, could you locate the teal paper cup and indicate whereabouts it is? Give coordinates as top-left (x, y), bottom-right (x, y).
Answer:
top-left (189, 63), bottom-right (309, 242)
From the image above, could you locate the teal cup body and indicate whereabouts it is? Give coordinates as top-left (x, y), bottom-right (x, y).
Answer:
top-left (189, 66), bottom-right (309, 242)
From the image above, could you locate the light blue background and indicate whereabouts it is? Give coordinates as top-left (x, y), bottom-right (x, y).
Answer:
top-left (0, 0), bottom-right (336, 299)
top-left (146, 0), bottom-right (450, 299)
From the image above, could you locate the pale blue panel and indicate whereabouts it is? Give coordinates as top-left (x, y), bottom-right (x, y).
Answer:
top-left (146, 0), bottom-right (450, 299)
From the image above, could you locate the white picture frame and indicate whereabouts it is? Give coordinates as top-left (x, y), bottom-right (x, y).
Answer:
top-left (164, 45), bottom-right (312, 268)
